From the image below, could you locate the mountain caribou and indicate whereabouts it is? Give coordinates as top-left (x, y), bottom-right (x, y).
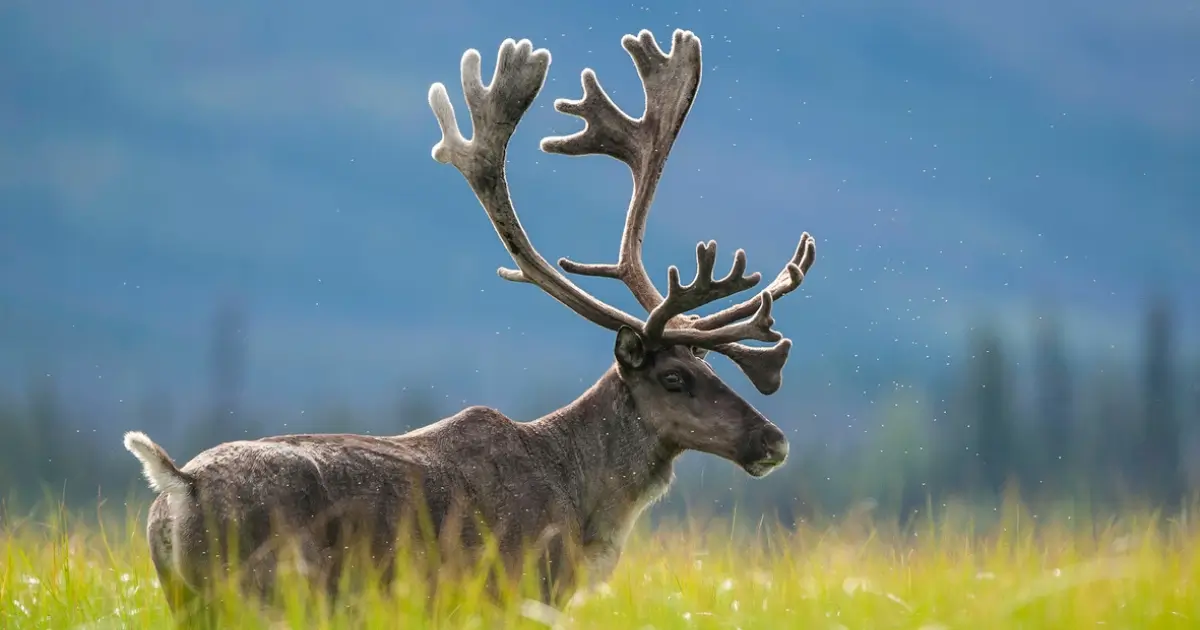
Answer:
top-left (124, 28), bottom-right (817, 621)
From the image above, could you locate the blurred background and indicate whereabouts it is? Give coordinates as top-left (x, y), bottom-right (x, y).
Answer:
top-left (1, 0), bottom-right (1197, 525)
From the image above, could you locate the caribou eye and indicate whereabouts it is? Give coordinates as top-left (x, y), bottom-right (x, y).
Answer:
top-left (660, 370), bottom-right (687, 392)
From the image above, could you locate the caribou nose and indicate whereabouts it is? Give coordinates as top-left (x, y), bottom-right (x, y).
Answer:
top-left (741, 423), bottom-right (789, 478)
top-left (758, 423), bottom-right (789, 465)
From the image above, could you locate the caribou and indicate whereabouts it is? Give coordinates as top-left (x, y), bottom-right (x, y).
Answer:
top-left (124, 27), bottom-right (817, 623)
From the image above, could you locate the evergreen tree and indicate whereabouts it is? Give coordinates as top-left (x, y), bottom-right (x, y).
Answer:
top-left (28, 372), bottom-right (67, 497)
top-left (970, 326), bottom-right (1015, 498)
top-left (1033, 313), bottom-right (1073, 496)
top-left (1140, 295), bottom-right (1181, 508)
top-left (0, 387), bottom-right (34, 505)
top-left (207, 298), bottom-right (248, 443)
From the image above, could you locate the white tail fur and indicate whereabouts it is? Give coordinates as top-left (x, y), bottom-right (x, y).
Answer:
top-left (123, 431), bottom-right (191, 495)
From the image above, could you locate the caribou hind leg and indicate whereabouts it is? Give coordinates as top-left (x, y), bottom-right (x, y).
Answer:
top-left (146, 496), bottom-right (217, 629)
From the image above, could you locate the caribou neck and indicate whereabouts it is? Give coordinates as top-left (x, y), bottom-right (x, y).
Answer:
top-left (528, 366), bottom-right (680, 534)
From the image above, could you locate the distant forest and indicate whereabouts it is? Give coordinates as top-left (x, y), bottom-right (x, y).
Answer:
top-left (1, 295), bottom-right (1197, 527)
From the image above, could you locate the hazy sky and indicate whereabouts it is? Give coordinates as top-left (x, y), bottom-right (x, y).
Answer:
top-left (2, 0), bottom-right (1197, 424)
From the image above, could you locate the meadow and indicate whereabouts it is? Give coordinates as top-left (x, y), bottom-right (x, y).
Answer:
top-left (2, 498), bottom-right (1198, 629)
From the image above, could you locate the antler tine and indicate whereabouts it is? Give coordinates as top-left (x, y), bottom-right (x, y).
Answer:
top-left (540, 29), bottom-right (704, 313)
top-left (659, 290), bottom-right (783, 349)
top-left (654, 233), bottom-right (815, 395)
top-left (641, 240), bottom-right (761, 342)
top-left (430, 32), bottom-right (818, 398)
top-left (712, 340), bottom-right (793, 395)
top-left (428, 38), bottom-right (645, 333)
top-left (671, 234), bottom-right (814, 394)
top-left (691, 232), bottom-right (817, 331)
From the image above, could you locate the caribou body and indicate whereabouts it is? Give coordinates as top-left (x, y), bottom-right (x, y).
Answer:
top-left (124, 27), bottom-right (817, 623)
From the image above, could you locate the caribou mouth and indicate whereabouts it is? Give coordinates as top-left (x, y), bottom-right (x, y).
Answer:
top-left (742, 457), bottom-right (786, 478)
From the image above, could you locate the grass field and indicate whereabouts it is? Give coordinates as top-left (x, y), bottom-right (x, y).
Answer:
top-left (2, 498), bottom-right (1198, 629)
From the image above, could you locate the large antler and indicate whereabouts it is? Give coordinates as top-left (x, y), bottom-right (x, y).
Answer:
top-left (532, 29), bottom-right (818, 394)
top-left (427, 40), bottom-right (644, 333)
top-left (540, 29), bottom-right (702, 313)
top-left (691, 233), bottom-right (817, 332)
top-left (428, 30), bottom-right (817, 395)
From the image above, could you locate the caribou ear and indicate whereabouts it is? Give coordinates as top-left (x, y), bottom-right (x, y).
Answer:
top-left (614, 326), bottom-right (648, 370)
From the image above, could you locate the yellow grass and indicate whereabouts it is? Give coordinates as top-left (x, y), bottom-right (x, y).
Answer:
top-left (2, 498), bottom-right (1199, 629)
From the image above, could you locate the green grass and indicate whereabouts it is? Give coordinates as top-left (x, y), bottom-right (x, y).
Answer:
top-left (2, 498), bottom-right (1199, 629)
